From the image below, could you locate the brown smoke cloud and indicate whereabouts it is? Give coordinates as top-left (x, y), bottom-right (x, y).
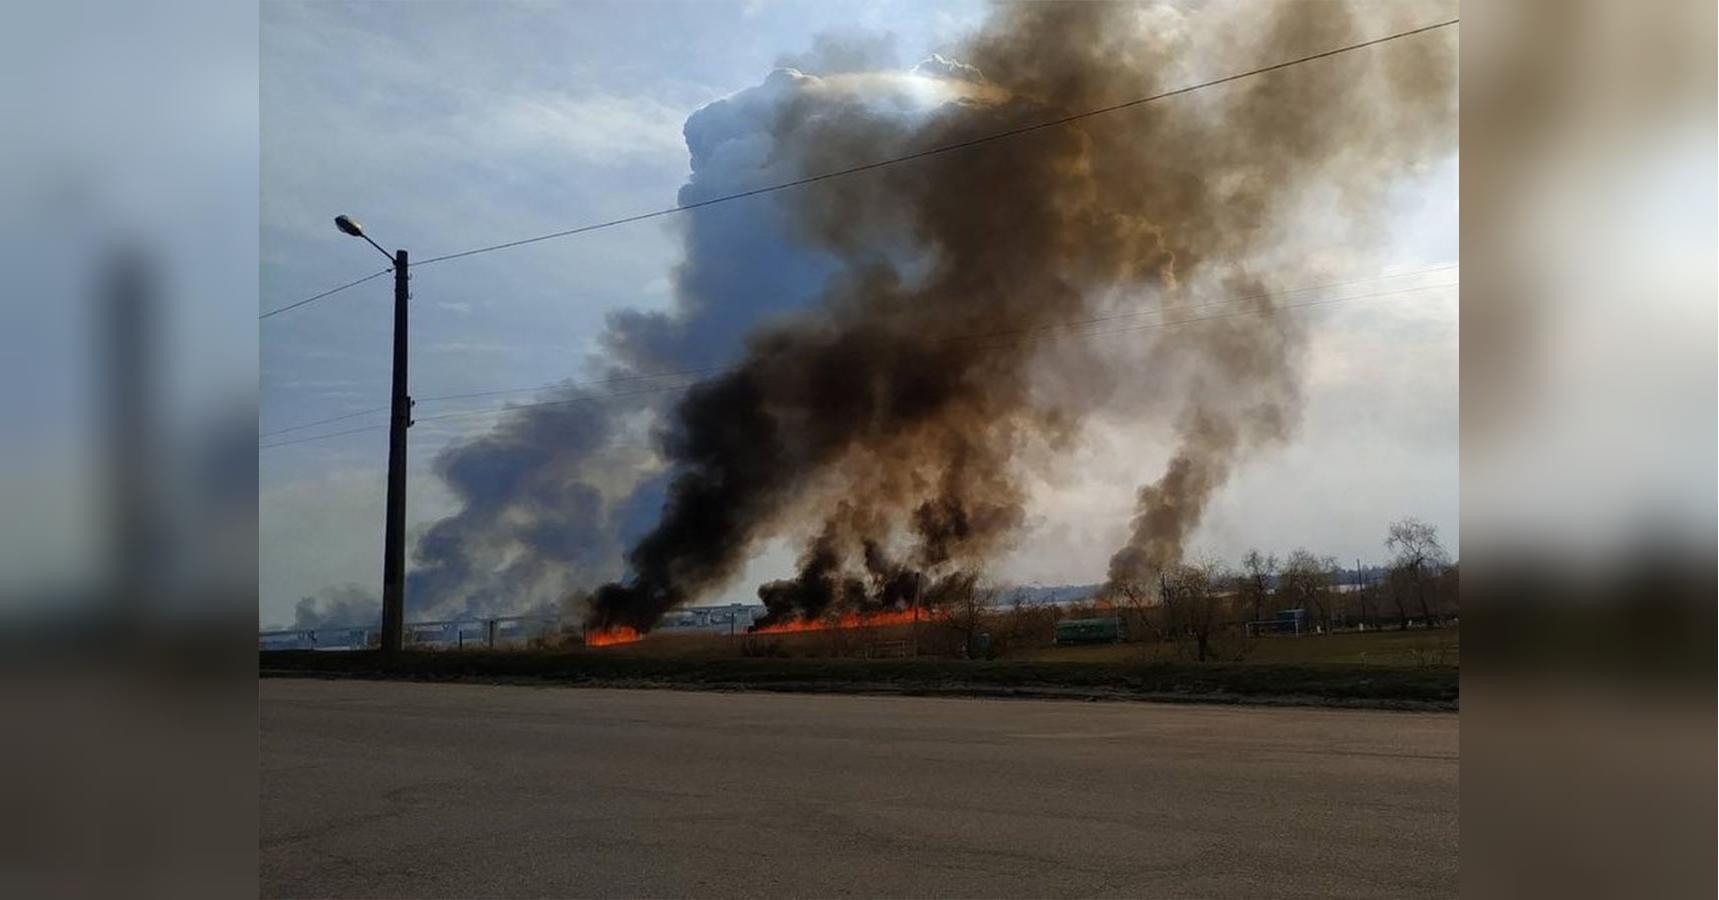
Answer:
top-left (587, 0), bottom-right (1456, 630)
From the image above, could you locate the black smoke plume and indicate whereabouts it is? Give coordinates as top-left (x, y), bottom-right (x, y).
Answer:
top-left (398, 61), bottom-right (849, 619)
top-left (586, 1), bottom-right (1457, 629)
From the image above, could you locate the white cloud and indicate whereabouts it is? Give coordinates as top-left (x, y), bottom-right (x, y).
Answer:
top-left (279, 378), bottom-right (363, 390)
top-left (427, 341), bottom-right (513, 355)
top-left (259, 465), bottom-right (458, 627)
top-left (260, 467), bottom-right (386, 628)
top-left (478, 92), bottom-right (691, 168)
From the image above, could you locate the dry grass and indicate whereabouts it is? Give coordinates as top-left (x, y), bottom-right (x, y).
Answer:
top-left (1015, 628), bottom-right (1459, 667)
top-left (260, 649), bottom-right (1457, 706)
top-left (516, 621), bottom-right (1459, 668)
top-left (269, 622), bottom-right (1460, 708)
top-left (561, 622), bottom-right (948, 660)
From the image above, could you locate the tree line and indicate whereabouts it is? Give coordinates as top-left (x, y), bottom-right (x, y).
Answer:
top-left (1103, 517), bottom-right (1457, 661)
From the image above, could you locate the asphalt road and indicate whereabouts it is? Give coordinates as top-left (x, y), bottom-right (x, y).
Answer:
top-left (261, 680), bottom-right (1457, 898)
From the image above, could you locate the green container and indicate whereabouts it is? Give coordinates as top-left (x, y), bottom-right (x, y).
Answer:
top-left (1055, 616), bottom-right (1124, 645)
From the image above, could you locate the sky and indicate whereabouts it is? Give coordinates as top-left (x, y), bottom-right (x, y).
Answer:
top-left (259, 0), bottom-right (1457, 629)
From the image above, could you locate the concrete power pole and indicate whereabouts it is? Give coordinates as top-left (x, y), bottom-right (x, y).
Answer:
top-left (910, 572), bottom-right (922, 657)
top-left (1356, 558), bottom-right (1367, 630)
top-left (380, 249), bottom-right (413, 656)
top-left (333, 216), bottom-right (412, 657)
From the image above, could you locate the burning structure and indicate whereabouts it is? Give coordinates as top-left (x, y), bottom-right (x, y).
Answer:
top-left (405, 1), bottom-right (1456, 636)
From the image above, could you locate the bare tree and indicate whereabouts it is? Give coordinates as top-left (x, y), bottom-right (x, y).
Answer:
top-left (1157, 560), bottom-right (1248, 662)
top-left (1279, 549), bottom-right (1336, 634)
top-left (1384, 565), bottom-right (1415, 630)
top-left (929, 573), bottom-right (987, 658)
top-left (1434, 562), bottom-right (1459, 622)
top-left (928, 573), bottom-right (983, 656)
top-left (993, 589), bottom-right (1057, 656)
top-left (1386, 518), bottom-right (1450, 628)
top-left (1238, 549), bottom-right (1278, 625)
top-left (1112, 580), bottom-right (1162, 647)
top-left (1354, 565), bottom-right (1378, 629)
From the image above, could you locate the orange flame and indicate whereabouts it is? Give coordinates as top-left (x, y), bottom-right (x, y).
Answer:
top-left (585, 625), bottom-right (643, 647)
top-left (750, 606), bottom-right (943, 635)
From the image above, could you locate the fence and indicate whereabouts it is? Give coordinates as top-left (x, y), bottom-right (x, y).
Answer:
top-left (864, 639), bottom-right (915, 659)
top-left (259, 615), bottom-right (561, 651)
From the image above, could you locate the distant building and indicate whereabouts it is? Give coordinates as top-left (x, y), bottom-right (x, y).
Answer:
top-left (1245, 608), bottom-right (1306, 637)
top-left (257, 627), bottom-right (371, 651)
top-left (656, 603), bottom-right (768, 633)
top-left (1054, 616), bottom-right (1126, 645)
top-left (259, 615), bottom-right (556, 652)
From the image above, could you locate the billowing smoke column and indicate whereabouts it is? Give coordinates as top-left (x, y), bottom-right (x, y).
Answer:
top-left (585, 1), bottom-right (1457, 630)
top-left (403, 396), bottom-right (628, 620)
top-left (292, 584), bottom-right (378, 630)
top-left (399, 60), bottom-right (849, 620)
top-left (387, 1), bottom-right (1455, 629)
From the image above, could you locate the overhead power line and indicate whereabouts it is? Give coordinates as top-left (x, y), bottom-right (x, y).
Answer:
top-left (259, 421), bottom-right (397, 450)
top-left (259, 268), bottom-right (392, 320)
top-left (415, 363), bottom-right (736, 405)
top-left (260, 272), bottom-right (1456, 451)
top-left (412, 379), bottom-right (709, 426)
top-left (257, 17), bottom-right (1458, 320)
top-left (417, 264), bottom-right (1460, 409)
top-left (261, 404), bottom-right (393, 439)
top-left (259, 380), bottom-right (709, 450)
top-left (259, 364), bottom-right (727, 439)
top-left (418, 280), bottom-right (1456, 425)
top-left (261, 264), bottom-right (1456, 437)
top-left (411, 18), bottom-right (1456, 268)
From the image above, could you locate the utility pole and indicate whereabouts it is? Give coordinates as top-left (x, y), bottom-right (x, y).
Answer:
top-left (910, 572), bottom-right (922, 657)
top-left (380, 249), bottom-right (412, 656)
top-left (337, 216), bottom-right (412, 658)
top-left (1356, 558), bottom-right (1367, 630)
top-left (101, 246), bottom-right (162, 620)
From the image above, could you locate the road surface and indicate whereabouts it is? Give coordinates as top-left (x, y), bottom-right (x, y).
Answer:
top-left (262, 680), bottom-right (1457, 898)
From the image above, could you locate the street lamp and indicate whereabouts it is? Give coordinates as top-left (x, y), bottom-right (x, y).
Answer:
top-left (334, 214), bottom-right (392, 262)
top-left (335, 214), bottom-right (411, 658)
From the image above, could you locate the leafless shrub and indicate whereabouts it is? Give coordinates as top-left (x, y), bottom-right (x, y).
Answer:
top-left (1156, 560), bottom-right (1252, 663)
